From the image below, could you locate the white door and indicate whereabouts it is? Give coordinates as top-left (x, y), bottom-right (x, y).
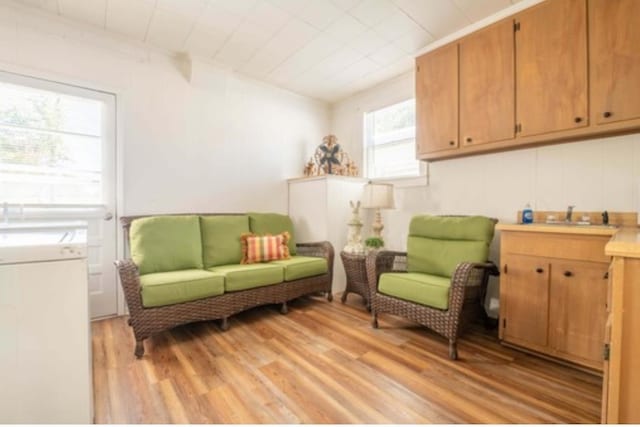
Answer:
top-left (0, 70), bottom-right (118, 318)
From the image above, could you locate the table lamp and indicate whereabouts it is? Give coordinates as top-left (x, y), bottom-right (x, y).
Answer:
top-left (361, 181), bottom-right (395, 238)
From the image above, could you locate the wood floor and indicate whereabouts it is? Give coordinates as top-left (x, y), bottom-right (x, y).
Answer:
top-left (92, 294), bottom-right (602, 423)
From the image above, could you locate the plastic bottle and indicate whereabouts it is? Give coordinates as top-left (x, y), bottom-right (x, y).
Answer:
top-left (522, 203), bottom-right (534, 224)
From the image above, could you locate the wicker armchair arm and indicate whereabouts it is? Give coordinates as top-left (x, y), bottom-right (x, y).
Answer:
top-left (448, 260), bottom-right (499, 314)
top-left (296, 241), bottom-right (335, 281)
top-left (114, 259), bottom-right (144, 312)
top-left (365, 250), bottom-right (408, 294)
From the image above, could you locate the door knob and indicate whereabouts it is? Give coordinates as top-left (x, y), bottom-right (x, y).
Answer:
top-left (104, 212), bottom-right (114, 221)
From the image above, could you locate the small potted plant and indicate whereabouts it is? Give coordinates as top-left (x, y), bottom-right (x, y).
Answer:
top-left (364, 236), bottom-right (384, 253)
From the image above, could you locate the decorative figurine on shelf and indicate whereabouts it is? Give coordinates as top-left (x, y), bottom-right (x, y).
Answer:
top-left (303, 134), bottom-right (359, 177)
top-left (343, 200), bottom-right (364, 254)
top-left (315, 134), bottom-right (341, 175)
top-left (303, 157), bottom-right (316, 177)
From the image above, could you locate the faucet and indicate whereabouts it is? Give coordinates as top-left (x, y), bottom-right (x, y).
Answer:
top-left (565, 205), bottom-right (575, 223)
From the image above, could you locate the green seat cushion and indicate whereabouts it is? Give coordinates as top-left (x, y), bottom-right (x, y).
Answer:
top-left (407, 215), bottom-right (495, 278)
top-left (378, 272), bottom-right (451, 310)
top-left (130, 215), bottom-right (203, 275)
top-left (209, 264), bottom-right (284, 292)
top-left (271, 256), bottom-right (328, 281)
top-left (249, 212), bottom-right (297, 255)
top-left (139, 269), bottom-right (225, 308)
top-left (200, 215), bottom-right (250, 268)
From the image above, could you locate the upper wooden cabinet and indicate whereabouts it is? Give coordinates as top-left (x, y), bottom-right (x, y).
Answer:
top-left (515, 0), bottom-right (588, 137)
top-left (590, 0), bottom-right (640, 125)
top-left (459, 20), bottom-right (515, 146)
top-left (415, 43), bottom-right (458, 155)
top-left (416, 0), bottom-right (640, 161)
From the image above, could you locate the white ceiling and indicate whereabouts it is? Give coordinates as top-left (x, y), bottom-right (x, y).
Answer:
top-left (14, 0), bottom-right (522, 102)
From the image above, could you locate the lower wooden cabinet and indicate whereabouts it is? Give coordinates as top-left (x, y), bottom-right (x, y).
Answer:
top-left (601, 254), bottom-right (640, 423)
top-left (498, 230), bottom-right (610, 370)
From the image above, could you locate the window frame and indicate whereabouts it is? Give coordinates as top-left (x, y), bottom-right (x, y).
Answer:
top-left (363, 98), bottom-right (424, 181)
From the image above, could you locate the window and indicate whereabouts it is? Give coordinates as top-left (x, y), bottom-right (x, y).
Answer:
top-left (364, 99), bottom-right (419, 179)
top-left (0, 77), bottom-right (106, 205)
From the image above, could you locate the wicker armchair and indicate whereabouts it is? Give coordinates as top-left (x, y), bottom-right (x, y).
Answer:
top-left (365, 216), bottom-right (499, 360)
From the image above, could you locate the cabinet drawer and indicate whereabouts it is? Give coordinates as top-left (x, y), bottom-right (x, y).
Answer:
top-left (501, 231), bottom-right (609, 263)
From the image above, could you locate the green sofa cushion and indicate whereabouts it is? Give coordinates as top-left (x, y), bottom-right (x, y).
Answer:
top-left (378, 272), bottom-right (451, 310)
top-left (209, 263), bottom-right (284, 292)
top-left (407, 215), bottom-right (495, 278)
top-left (200, 215), bottom-right (250, 268)
top-left (249, 212), bottom-right (297, 255)
top-left (271, 256), bottom-right (328, 281)
top-left (139, 269), bottom-right (225, 308)
top-left (130, 215), bottom-right (203, 275)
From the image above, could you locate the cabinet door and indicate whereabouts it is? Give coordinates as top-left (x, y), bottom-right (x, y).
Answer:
top-left (459, 19), bottom-right (515, 146)
top-left (549, 260), bottom-right (608, 366)
top-left (502, 254), bottom-right (550, 347)
top-left (515, 0), bottom-right (588, 137)
top-left (416, 44), bottom-right (458, 155)
top-left (590, 0), bottom-right (640, 125)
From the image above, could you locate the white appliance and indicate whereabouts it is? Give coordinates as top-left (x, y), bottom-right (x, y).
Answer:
top-left (0, 224), bottom-right (93, 424)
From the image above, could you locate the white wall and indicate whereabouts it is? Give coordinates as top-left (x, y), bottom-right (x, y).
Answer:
top-left (0, 2), bottom-right (329, 216)
top-left (331, 72), bottom-right (640, 316)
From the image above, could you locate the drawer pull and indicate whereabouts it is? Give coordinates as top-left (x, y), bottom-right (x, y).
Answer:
top-left (564, 271), bottom-right (573, 277)
top-left (535, 268), bottom-right (544, 274)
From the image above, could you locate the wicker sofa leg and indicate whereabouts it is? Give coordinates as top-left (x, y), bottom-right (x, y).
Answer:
top-left (371, 312), bottom-right (379, 329)
top-left (448, 340), bottom-right (458, 360)
top-left (326, 292), bottom-right (333, 302)
top-left (280, 301), bottom-right (288, 314)
top-left (220, 317), bottom-right (230, 331)
top-left (134, 340), bottom-right (145, 358)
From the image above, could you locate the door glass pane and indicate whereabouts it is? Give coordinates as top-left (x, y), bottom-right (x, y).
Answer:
top-left (0, 81), bottom-right (103, 205)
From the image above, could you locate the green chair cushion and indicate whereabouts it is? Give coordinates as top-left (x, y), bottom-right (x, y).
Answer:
top-left (407, 215), bottom-right (495, 278)
top-left (209, 263), bottom-right (284, 292)
top-left (139, 269), bottom-right (225, 308)
top-left (271, 256), bottom-right (328, 281)
top-left (409, 215), bottom-right (495, 242)
top-left (249, 212), bottom-right (297, 255)
top-left (407, 237), bottom-right (488, 278)
top-left (378, 272), bottom-right (451, 310)
top-left (200, 215), bottom-right (250, 268)
top-left (130, 215), bottom-right (203, 275)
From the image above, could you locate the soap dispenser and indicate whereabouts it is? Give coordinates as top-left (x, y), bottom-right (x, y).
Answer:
top-left (522, 203), bottom-right (534, 224)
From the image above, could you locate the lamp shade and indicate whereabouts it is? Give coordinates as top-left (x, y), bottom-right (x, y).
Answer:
top-left (361, 182), bottom-right (395, 209)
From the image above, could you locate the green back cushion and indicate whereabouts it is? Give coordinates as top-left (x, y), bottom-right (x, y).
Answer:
top-left (407, 215), bottom-right (495, 278)
top-left (130, 215), bottom-right (203, 275)
top-left (200, 215), bottom-right (250, 268)
top-left (248, 212), bottom-right (297, 255)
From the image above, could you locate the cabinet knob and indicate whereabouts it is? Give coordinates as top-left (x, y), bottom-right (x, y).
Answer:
top-left (603, 111), bottom-right (612, 118)
top-left (574, 117), bottom-right (583, 123)
top-left (564, 271), bottom-right (573, 277)
top-left (466, 137), bottom-right (472, 143)
top-left (449, 141), bottom-right (455, 146)
top-left (535, 268), bottom-right (544, 274)
top-left (604, 271), bottom-right (609, 280)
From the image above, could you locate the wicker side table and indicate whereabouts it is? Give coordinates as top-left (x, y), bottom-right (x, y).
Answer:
top-left (340, 251), bottom-right (370, 309)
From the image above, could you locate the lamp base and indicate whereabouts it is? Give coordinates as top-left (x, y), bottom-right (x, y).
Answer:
top-left (371, 208), bottom-right (384, 238)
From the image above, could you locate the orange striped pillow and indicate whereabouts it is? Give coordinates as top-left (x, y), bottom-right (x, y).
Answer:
top-left (240, 232), bottom-right (291, 264)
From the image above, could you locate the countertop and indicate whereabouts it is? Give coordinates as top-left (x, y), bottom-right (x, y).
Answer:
top-left (496, 222), bottom-right (640, 259)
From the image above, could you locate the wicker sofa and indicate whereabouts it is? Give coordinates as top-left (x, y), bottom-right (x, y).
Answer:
top-left (366, 215), bottom-right (498, 360)
top-left (116, 212), bottom-right (334, 357)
